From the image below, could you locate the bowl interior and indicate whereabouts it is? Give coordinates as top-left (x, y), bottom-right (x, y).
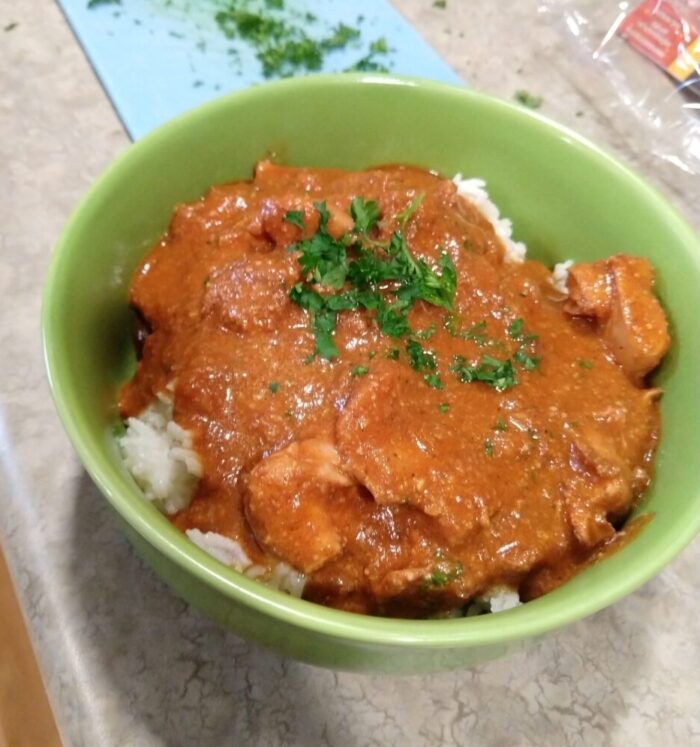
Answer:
top-left (43, 75), bottom-right (700, 646)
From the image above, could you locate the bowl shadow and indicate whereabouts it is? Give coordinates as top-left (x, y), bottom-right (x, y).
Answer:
top-left (69, 471), bottom-right (658, 746)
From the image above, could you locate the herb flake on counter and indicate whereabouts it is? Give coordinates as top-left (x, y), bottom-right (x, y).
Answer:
top-left (213, 1), bottom-right (389, 79)
top-left (87, 0), bottom-right (121, 7)
top-left (4, 21), bottom-right (18, 31)
top-left (514, 90), bottom-right (543, 110)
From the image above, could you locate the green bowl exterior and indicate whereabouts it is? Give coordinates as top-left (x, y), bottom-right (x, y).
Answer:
top-left (43, 74), bottom-right (700, 673)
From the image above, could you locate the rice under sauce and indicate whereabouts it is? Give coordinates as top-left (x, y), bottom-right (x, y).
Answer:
top-left (119, 162), bottom-right (669, 617)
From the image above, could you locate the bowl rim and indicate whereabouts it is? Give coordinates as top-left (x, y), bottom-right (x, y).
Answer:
top-left (43, 73), bottom-right (700, 649)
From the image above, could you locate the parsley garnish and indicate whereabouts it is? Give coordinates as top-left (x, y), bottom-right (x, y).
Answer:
top-left (425, 560), bottom-right (462, 587)
top-left (406, 339), bottom-right (437, 373)
top-left (350, 197), bottom-right (380, 234)
top-left (351, 365), bottom-right (369, 377)
top-left (484, 438), bottom-right (494, 456)
top-left (284, 210), bottom-right (305, 229)
top-left (268, 381), bottom-right (279, 393)
top-left (385, 347), bottom-right (400, 360)
top-left (438, 402), bottom-right (450, 413)
top-left (578, 358), bottom-right (593, 369)
top-left (450, 354), bottom-right (517, 391)
top-left (396, 194), bottom-right (424, 229)
top-left (415, 323), bottom-right (436, 340)
top-left (493, 419), bottom-right (508, 431)
top-left (507, 318), bottom-right (524, 339)
top-left (288, 201), bottom-right (457, 362)
top-left (508, 318), bottom-right (541, 372)
top-left (424, 373), bottom-right (444, 389)
top-left (444, 315), bottom-right (490, 346)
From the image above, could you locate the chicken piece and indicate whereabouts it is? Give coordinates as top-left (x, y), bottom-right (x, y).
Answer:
top-left (336, 364), bottom-right (481, 542)
top-left (202, 251), bottom-right (299, 332)
top-left (244, 439), bottom-right (352, 574)
top-left (565, 255), bottom-right (670, 382)
top-left (565, 425), bottom-right (635, 547)
top-left (565, 262), bottom-right (610, 317)
top-left (605, 257), bottom-right (670, 382)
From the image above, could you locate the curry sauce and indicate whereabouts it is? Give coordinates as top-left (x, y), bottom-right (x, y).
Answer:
top-left (120, 163), bottom-right (669, 617)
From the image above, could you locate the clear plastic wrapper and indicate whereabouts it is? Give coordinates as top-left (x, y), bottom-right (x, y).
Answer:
top-left (540, 0), bottom-right (700, 177)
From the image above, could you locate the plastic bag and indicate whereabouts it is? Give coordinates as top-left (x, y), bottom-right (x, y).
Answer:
top-left (540, 0), bottom-right (700, 179)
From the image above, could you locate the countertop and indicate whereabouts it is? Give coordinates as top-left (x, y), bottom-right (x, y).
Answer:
top-left (1, 1), bottom-right (699, 745)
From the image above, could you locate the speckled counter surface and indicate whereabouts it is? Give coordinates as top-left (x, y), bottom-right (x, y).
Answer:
top-left (1, 2), bottom-right (699, 745)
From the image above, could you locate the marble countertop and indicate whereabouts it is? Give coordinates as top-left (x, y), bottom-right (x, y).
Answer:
top-left (1, 1), bottom-right (699, 745)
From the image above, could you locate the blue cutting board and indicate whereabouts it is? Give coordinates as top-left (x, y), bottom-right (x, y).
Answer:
top-left (57, 0), bottom-right (463, 139)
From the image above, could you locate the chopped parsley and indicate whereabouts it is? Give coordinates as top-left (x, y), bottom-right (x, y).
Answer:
top-left (284, 209), bottom-right (305, 229)
top-left (450, 354), bottom-right (517, 391)
top-left (424, 373), bottom-right (444, 389)
top-left (507, 318), bottom-right (524, 339)
top-left (578, 358), bottom-right (593, 369)
top-left (484, 438), bottom-right (494, 457)
top-left (344, 37), bottom-right (391, 73)
top-left (415, 323), bottom-right (436, 340)
top-left (508, 317), bottom-right (541, 372)
top-left (514, 90), bottom-right (543, 109)
top-left (350, 196), bottom-right (380, 234)
top-left (286, 203), bottom-right (543, 392)
top-left (213, 3), bottom-right (389, 79)
top-left (438, 402), bottom-right (450, 413)
top-left (395, 193), bottom-right (424, 229)
top-left (425, 560), bottom-right (462, 587)
top-left (268, 381), bottom-right (280, 393)
top-left (406, 339), bottom-right (437, 373)
top-left (444, 315), bottom-right (490, 346)
top-left (351, 365), bottom-right (369, 377)
top-left (493, 419), bottom-right (508, 431)
top-left (288, 201), bottom-right (457, 365)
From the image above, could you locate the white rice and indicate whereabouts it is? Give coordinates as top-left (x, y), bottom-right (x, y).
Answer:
top-left (119, 394), bottom-right (201, 515)
top-left (484, 587), bottom-right (522, 613)
top-left (454, 174), bottom-right (573, 295)
top-left (551, 259), bottom-right (574, 294)
top-left (453, 175), bottom-right (527, 263)
top-left (186, 529), bottom-right (306, 598)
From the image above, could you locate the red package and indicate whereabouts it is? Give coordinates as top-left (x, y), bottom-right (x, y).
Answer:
top-left (619, 0), bottom-right (700, 83)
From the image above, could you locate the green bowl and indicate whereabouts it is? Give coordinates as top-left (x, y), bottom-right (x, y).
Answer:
top-left (43, 75), bottom-right (700, 673)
